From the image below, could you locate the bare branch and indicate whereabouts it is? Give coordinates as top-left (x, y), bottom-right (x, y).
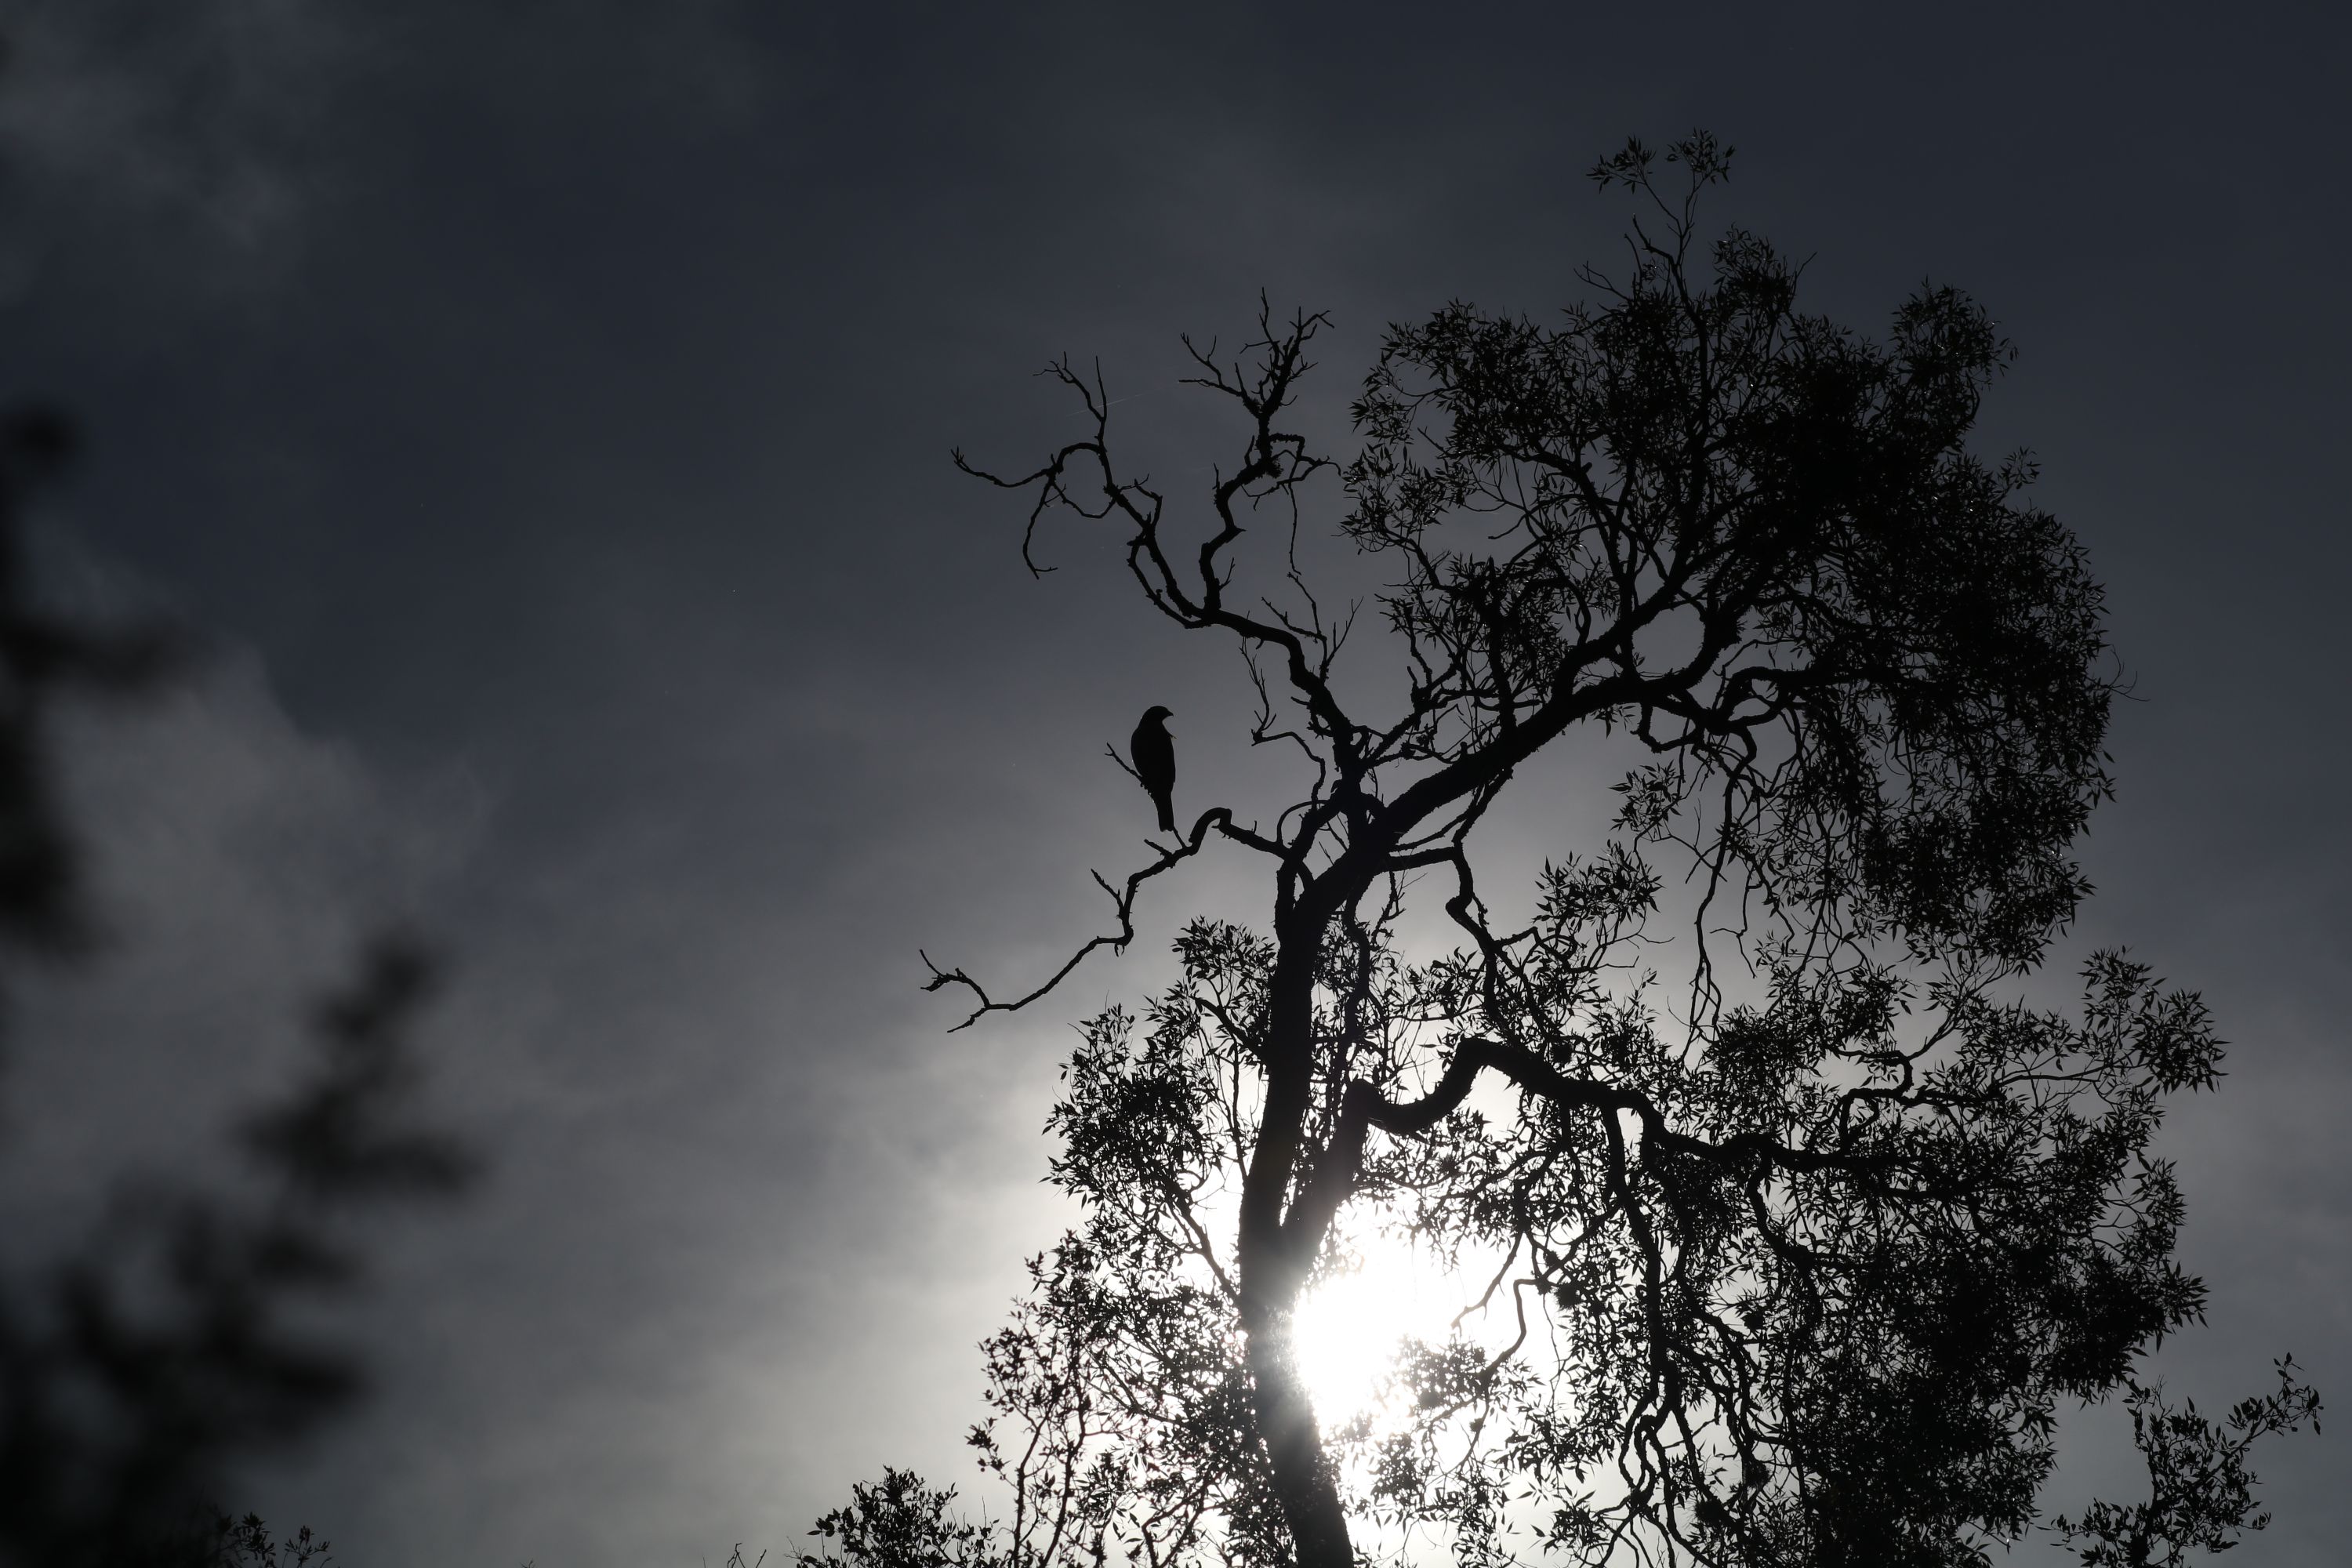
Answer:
top-left (921, 807), bottom-right (1281, 1031)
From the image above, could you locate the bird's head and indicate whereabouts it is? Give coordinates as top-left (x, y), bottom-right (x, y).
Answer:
top-left (1142, 705), bottom-right (1174, 727)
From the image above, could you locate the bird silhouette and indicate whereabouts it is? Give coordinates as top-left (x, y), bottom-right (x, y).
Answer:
top-left (1130, 706), bottom-right (1176, 833)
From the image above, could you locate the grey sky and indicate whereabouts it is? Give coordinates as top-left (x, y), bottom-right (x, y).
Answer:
top-left (2, 2), bottom-right (2347, 1563)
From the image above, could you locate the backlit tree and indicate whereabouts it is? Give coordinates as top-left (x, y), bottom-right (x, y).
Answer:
top-left (818, 135), bottom-right (2315, 1568)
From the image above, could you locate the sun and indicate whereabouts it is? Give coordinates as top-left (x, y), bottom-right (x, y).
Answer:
top-left (1289, 1232), bottom-right (1469, 1431)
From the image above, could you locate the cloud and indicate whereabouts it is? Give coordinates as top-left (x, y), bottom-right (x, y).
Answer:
top-left (0, 604), bottom-right (488, 1253)
top-left (0, 0), bottom-right (365, 258)
top-left (0, 0), bottom-right (775, 297)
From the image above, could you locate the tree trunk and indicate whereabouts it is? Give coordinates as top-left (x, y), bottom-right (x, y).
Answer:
top-left (1246, 1318), bottom-right (1354, 1568)
top-left (1238, 902), bottom-right (1360, 1566)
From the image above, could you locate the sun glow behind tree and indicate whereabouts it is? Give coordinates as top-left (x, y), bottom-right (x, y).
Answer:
top-left (1291, 1235), bottom-right (1454, 1436)
top-left (1289, 1091), bottom-right (1556, 1450)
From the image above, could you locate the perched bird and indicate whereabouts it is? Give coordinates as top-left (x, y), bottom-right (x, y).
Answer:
top-left (1130, 706), bottom-right (1176, 833)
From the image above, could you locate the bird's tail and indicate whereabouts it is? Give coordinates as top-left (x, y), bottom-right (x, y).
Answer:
top-left (1156, 796), bottom-right (1176, 834)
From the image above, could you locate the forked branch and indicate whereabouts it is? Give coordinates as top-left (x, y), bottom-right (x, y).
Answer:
top-left (920, 805), bottom-right (1278, 1031)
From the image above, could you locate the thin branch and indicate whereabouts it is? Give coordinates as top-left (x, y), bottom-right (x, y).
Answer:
top-left (921, 807), bottom-right (1277, 1031)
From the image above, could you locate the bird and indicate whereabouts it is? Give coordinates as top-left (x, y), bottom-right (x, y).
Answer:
top-left (1130, 706), bottom-right (1176, 833)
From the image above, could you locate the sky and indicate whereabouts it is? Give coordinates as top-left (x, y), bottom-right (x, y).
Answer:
top-left (0, 2), bottom-right (2346, 1563)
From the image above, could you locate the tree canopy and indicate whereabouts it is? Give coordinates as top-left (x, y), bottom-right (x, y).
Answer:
top-left (835, 134), bottom-right (2314, 1568)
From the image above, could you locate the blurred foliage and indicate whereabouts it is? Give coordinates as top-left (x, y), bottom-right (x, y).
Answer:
top-left (0, 410), bottom-right (472, 1566)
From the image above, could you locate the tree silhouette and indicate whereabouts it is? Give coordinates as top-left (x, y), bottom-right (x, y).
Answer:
top-left (848, 135), bottom-right (2315, 1568)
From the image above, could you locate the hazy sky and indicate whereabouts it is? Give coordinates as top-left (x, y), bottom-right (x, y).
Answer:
top-left (2, 2), bottom-right (2347, 1563)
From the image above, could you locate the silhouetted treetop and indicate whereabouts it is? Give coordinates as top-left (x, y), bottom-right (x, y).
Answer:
top-left (895, 133), bottom-right (2311, 1568)
top-left (1347, 181), bottom-right (2109, 967)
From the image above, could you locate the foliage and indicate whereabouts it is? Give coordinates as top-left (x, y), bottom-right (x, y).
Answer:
top-left (0, 409), bottom-right (473, 1566)
top-left (2052, 1359), bottom-right (2321, 1568)
top-left (797, 1468), bottom-right (998, 1568)
top-left (160, 1510), bottom-right (336, 1568)
top-left (838, 133), bottom-right (2316, 1567)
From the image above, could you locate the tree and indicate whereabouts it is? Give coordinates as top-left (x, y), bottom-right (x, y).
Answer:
top-left (0, 405), bottom-right (474, 1566)
top-left (843, 135), bottom-right (2314, 1568)
top-left (0, 32), bottom-right (477, 1563)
